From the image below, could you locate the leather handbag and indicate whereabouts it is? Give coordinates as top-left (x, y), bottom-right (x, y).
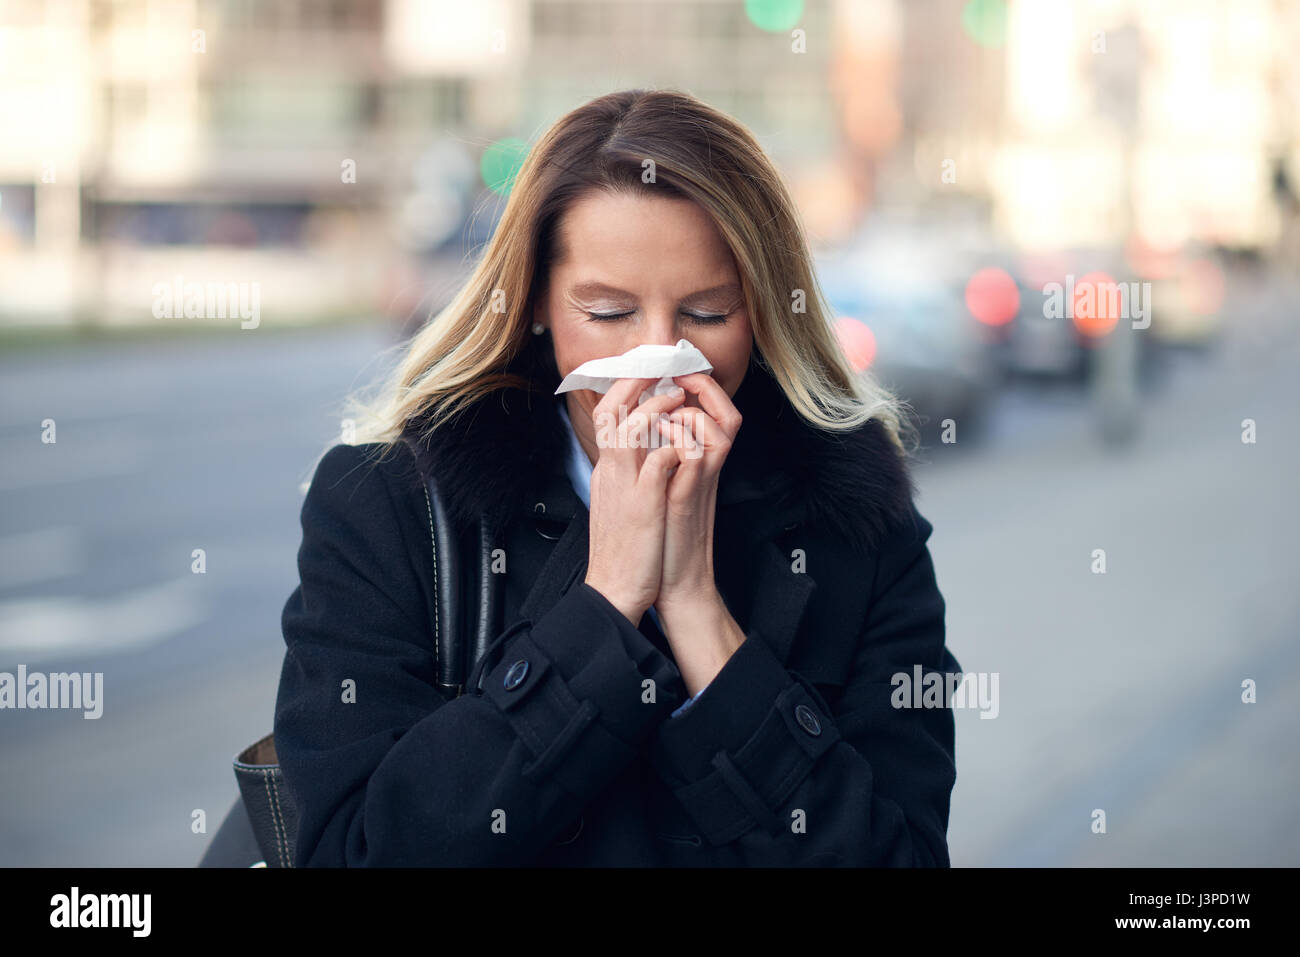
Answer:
top-left (198, 466), bottom-right (503, 867)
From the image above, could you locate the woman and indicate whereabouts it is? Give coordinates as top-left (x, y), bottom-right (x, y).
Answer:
top-left (274, 88), bottom-right (960, 867)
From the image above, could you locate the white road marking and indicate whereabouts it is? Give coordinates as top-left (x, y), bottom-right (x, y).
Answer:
top-left (0, 577), bottom-right (208, 668)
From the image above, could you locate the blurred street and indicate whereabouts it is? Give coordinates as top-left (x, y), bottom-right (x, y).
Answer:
top-left (938, 266), bottom-right (1300, 867)
top-left (1, 266), bottom-right (1295, 866)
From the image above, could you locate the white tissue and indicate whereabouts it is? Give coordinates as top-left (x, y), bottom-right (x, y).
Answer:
top-left (554, 338), bottom-right (714, 405)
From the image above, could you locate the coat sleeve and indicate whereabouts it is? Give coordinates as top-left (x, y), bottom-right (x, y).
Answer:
top-left (647, 501), bottom-right (959, 866)
top-left (273, 443), bottom-right (687, 866)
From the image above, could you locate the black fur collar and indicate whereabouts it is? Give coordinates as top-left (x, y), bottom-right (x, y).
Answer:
top-left (400, 337), bottom-right (916, 555)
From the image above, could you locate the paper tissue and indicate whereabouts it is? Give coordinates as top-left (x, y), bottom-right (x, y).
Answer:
top-left (554, 338), bottom-right (713, 406)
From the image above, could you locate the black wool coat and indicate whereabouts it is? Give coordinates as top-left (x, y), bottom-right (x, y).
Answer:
top-left (274, 351), bottom-right (960, 866)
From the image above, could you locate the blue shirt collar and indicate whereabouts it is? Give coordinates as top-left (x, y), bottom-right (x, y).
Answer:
top-left (557, 399), bottom-right (594, 510)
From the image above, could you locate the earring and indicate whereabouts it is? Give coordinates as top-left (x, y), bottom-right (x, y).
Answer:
top-left (532, 322), bottom-right (545, 335)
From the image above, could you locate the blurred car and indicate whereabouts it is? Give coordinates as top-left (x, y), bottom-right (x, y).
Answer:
top-left (996, 250), bottom-right (1091, 381)
top-left (1133, 241), bottom-right (1226, 349)
top-left (986, 246), bottom-right (1174, 383)
top-left (818, 226), bottom-right (999, 443)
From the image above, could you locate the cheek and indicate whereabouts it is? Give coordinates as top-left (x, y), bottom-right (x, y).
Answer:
top-left (552, 322), bottom-right (637, 377)
top-left (695, 319), bottom-right (752, 395)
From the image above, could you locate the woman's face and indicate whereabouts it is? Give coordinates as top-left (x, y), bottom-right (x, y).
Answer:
top-left (533, 189), bottom-right (753, 465)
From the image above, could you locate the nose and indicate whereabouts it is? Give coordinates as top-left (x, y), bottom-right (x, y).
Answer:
top-left (637, 312), bottom-right (683, 348)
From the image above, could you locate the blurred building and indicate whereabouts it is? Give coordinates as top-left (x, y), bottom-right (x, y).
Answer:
top-left (1, 0), bottom-right (1297, 329)
top-left (1, 0), bottom-right (395, 325)
top-left (0, 0), bottom-right (847, 326)
top-left (992, 0), bottom-right (1300, 254)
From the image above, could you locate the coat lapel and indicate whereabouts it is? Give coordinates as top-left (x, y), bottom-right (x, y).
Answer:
top-left (517, 507), bottom-right (590, 624)
top-left (745, 540), bottom-right (817, 663)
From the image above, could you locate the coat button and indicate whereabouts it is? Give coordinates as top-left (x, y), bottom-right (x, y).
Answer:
top-left (554, 814), bottom-right (584, 846)
top-left (532, 504), bottom-right (562, 540)
top-left (794, 703), bottom-right (821, 736)
top-left (503, 659), bottom-right (530, 690)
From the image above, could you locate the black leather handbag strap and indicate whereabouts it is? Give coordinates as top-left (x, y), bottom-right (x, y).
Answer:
top-left (423, 472), bottom-right (504, 700)
top-left (423, 471), bottom-right (464, 699)
top-left (471, 513), bottom-right (504, 687)
top-left (214, 467), bottom-right (497, 868)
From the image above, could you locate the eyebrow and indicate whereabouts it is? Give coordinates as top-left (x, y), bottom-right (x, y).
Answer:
top-left (568, 281), bottom-right (742, 307)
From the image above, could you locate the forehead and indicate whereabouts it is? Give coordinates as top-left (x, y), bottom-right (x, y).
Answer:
top-left (554, 190), bottom-right (736, 286)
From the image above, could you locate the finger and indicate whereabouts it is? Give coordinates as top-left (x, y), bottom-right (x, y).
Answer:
top-left (669, 407), bottom-right (727, 448)
top-left (654, 415), bottom-right (689, 466)
top-left (671, 373), bottom-right (742, 438)
top-left (594, 377), bottom-right (660, 475)
top-left (667, 407), bottom-right (727, 471)
top-left (617, 383), bottom-right (686, 468)
top-left (593, 377), bottom-right (660, 431)
top-left (634, 384), bottom-right (687, 418)
top-left (623, 386), bottom-right (687, 460)
top-left (639, 441), bottom-right (681, 494)
top-left (656, 418), bottom-right (710, 511)
top-left (658, 413), bottom-right (705, 472)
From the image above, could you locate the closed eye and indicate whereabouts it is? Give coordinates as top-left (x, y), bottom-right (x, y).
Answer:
top-left (585, 310), bottom-right (730, 325)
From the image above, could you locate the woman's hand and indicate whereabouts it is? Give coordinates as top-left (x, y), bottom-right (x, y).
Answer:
top-left (651, 372), bottom-right (748, 695)
top-left (583, 377), bottom-right (687, 626)
top-left (653, 372), bottom-right (743, 608)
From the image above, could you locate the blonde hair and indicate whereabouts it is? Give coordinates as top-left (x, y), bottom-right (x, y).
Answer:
top-left (303, 88), bottom-right (915, 492)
